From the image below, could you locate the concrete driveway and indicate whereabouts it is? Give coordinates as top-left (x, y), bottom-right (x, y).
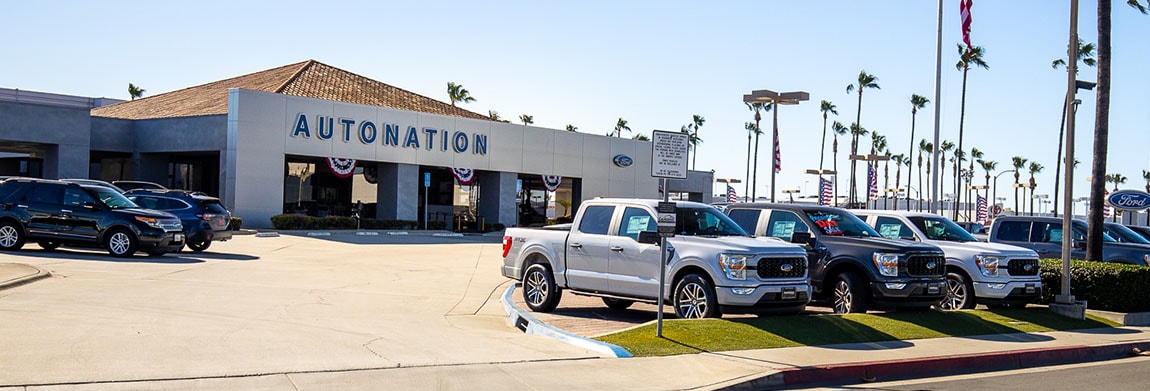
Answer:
top-left (0, 234), bottom-right (596, 387)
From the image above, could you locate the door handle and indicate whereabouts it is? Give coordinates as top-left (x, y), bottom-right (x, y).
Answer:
top-left (610, 246), bottom-right (624, 252)
top-left (61, 209), bottom-right (73, 214)
top-left (569, 243), bottom-right (582, 248)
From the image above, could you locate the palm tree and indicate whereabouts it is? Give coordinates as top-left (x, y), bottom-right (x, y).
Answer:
top-left (907, 94), bottom-right (930, 210)
top-left (519, 114), bottom-right (533, 126)
top-left (680, 123), bottom-right (704, 170)
top-left (128, 83), bottom-right (145, 100)
top-left (832, 121), bottom-right (849, 205)
top-left (488, 110), bottom-right (502, 121)
top-left (446, 82), bottom-right (476, 107)
top-left (849, 123), bottom-right (870, 205)
top-left (565, 124), bottom-right (577, 132)
top-left (744, 121), bottom-right (761, 201)
top-left (818, 100), bottom-right (838, 175)
top-left (1143, 169), bottom-right (1150, 193)
top-left (746, 103), bottom-right (772, 201)
top-left (892, 153), bottom-right (907, 199)
top-left (938, 141), bottom-right (955, 201)
top-left (918, 139), bottom-right (934, 211)
top-left (1051, 38), bottom-right (1096, 217)
top-left (954, 44), bottom-right (989, 221)
top-left (1028, 162), bottom-right (1044, 216)
top-left (613, 118), bottom-right (631, 138)
top-left (1012, 157), bottom-right (1028, 216)
top-left (690, 114), bottom-right (705, 170)
top-left (845, 70), bottom-right (880, 205)
top-left (631, 134), bottom-right (650, 141)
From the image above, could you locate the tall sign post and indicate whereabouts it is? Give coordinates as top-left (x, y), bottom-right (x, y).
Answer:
top-left (651, 130), bottom-right (688, 337)
top-left (424, 172), bottom-right (431, 230)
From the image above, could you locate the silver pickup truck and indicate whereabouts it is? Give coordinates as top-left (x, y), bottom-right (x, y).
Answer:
top-left (501, 199), bottom-right (812, 318)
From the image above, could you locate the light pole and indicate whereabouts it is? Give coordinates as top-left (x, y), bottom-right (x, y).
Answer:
top-left (715, 178), bottom-right (742, 202)
top-left (849, 153), bottom-right (889, 208)
top-left (782, 189), bottom-right (801, 203)
top-left (991, 169), bottom-right (1014, 217)
top-left (1013, 183), bottom-right (1032, 216)
top-left (805, 169), bottom-right (836, 205)
top-left (959, 169), bottom-right (974, 221)
top-left (744, 89), bottom-right (810, 203)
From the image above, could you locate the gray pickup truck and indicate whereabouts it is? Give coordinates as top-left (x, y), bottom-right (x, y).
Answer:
top-left (501, 199), bottom-right (812, 318)
top-left (988, 215), bottom-right (1150, 266)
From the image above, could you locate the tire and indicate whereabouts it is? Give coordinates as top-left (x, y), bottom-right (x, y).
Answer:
top-left (37, 241), bottom-right (61, 250)
top-left (673, 274), bottom-right (721, 319)
top-left (602, 297), bottom-right (634, 310)
top-left (831, 271), bottom-right (869, 314)
top-left (0, 221), bottom-right (25, 251)
top-left (522, 264), bottom-right (561, 312)
top-left (104, 228), bottom-right (138, 258)
top-left (187, 239), bottom-right (210, 252)
top-left (938, 272), bottom-right (976, 310)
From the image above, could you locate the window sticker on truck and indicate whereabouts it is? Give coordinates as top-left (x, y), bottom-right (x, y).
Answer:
top-left (811, 215), bottom-right (844, 236)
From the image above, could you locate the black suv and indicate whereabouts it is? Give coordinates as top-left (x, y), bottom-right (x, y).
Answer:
top-left (126, 189), bottom-right (232, 252)
top-left (724, 203), bottom-right (948, 313)
top-left (0, 178), bottom-right (185, 257)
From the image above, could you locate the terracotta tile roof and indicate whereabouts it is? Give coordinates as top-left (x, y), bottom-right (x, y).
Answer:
top-left (91, 60), bottom-right (491, 121)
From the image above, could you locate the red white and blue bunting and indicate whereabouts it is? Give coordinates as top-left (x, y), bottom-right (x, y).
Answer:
top-left (326, 157), bottom-right (356, 178)
top-left (543, 175), bottom-right (562, 192)
top-left (452, 167), bottom-right (477, 185)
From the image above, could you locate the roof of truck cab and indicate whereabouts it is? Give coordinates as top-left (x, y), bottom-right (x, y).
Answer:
top-left (585, 198), bottom-right (714, 209)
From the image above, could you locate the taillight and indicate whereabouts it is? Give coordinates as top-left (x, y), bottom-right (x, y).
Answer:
top-left (502, 236), bottom-right (513, 258)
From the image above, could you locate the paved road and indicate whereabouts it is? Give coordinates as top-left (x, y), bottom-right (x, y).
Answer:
top-left (820, 355), bottom-right (1150, 390)
top-left (0, 234), bottom-right (594, 387)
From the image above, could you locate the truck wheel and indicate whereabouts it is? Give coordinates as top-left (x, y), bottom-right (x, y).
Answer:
top-left (602, 297), bottom-right (634, 310)
top-left (187, 239), bottom-right (210, 252)
top-left (939, 272), bottom-right (976, 310)
top-left (831, 272), bottom-right (868, 314)
top-left (673, 274), bottom-right (721, 319)
top-left (0, 221), bottom-right (25, 251)
top-left (522, 264), bottom-right (561, 312)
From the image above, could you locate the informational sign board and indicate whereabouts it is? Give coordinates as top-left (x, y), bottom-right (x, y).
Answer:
top-left (424, 172), bottom-right (431, 188)
top-left (651, 130), bottom-right (689, 179)
top-left (656, 201), bottom-right (677, 237)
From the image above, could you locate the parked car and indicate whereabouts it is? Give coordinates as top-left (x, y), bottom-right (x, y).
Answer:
top-left (1103, 222), bottom-right (1150, 246)
top-left (724, 203), bottom-right (947, 313)
top-left (955, 221), bottom-right (987, 235)
top-left (988, 215), bottom-right (1150, 266)
top-left (854, 210), bottom-right (1041, 309)
top-left (126, 189), bottom-right (232, 252)
top-left (58, 178), bottom-right (126, 193)
top-left (1125, 225), bottom-right (1150, 241)
top-left (501, 199), bottom-right (812, 318)
top-left (113, 180), bottom-right (167, 192)
top-left (0, 178), bottom-right (184, 257)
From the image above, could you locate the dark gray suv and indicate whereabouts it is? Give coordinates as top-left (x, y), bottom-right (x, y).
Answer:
top-left (988, 216), bottom-right (1150, 266)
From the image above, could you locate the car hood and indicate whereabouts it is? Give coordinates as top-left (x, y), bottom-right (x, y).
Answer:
top-left (670, 235), bottom-right (807, 257)
top-left (819, 235), bottom-right (944, 254)
top-left (924, 239), bottom-right (1039, 258)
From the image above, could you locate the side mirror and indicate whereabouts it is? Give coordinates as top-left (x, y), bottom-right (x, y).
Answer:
top-left (791, 231), bottom-right (813, 245)
top-left (1072, 240), bottom-right (1086, 250)
top-left (637, 231), bottom-right (661, 245)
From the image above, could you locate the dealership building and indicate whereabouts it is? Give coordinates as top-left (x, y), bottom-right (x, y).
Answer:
top-left (0, 60), bottom-right (712, 228)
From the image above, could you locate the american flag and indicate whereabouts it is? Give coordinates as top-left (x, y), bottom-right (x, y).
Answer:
top-left (867, 163), bottom-right (879, 202)
top-left (773, 130), bottom-right (781, 174)
top-left (960, 0), bottom-right (973, 48)
top-left (819, 177), bottom-right (833, 206)
top-left (726, 185), bottom-right (738, 203)
top-left (977, 195), bottom-right (988, 223)
top-left (1104, 190), bottom-right (1113, 218)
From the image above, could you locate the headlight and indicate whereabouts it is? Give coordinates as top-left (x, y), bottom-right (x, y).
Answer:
top-left (719, 254), bottom-right (749, 280)
top-left (975, 255), bottom-right (1001, 277)
top-left (1144, 254), bottom-right (1149, 267)
top-left (135, 216), bottom-right (163, 229)
top-left (873, 253), bottom-right (900, 277)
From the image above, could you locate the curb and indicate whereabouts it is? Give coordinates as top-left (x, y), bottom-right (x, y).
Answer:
top-left (0, 265), bottom-right (51, 291)
top-left (499, 284), bottom-right (632, 358)
top-left (722, 340), bottom-right (1150, 390)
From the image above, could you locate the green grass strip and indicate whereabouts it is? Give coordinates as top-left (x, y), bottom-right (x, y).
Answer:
top-left (594, 309), bottom-right (1119, 357)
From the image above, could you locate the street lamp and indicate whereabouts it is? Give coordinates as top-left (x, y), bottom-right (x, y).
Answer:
top-left (715, 178), bottom-right (743, 202)
top-left (991, 169), bottom-right (1014, 218)
top-left (782, 189), bottom-right (801, 203)
top-left (744, 89), bottom-right (810, 203)
top-left (848, 153), bottom-right (889, 208)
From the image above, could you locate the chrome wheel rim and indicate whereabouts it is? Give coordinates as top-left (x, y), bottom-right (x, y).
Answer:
top-left (524, 269), bottom-right (549, 307)
top-left (0, 225), bottom-right (17, 248)
top-left (941, 277), bottom-right (967, 310)
top-left (109, 232), bottom-right (131, 255)
top-left (676, 282), bottom-right (708, 319)
top-left (833, 279), bottom-right (853, 314)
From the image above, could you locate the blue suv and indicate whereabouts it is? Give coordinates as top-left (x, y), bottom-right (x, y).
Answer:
top-left (126, 190), bottom-right (233, 252)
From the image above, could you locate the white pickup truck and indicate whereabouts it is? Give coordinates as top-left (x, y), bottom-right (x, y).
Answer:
top-left (501, 198), bottom-right (812, 318)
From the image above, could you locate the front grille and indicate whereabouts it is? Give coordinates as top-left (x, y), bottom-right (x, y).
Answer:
top-left (158, 218), bottom-right (183, 231)
top-left (906, 255), bottom-right (945, 277)
top-left (757, 257), bottom-right (807, 279)
top-left (1008, 258), bottom-right (1040, 276)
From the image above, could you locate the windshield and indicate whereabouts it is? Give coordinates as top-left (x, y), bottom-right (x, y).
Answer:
top-left (804, 209), bottom-right (879, 237)
top-left (908, 216), bottom-right (978, 242)
top-left (88, 186), bottom-right (139, 209)
top-left (1105, 224), bottom-right (1150, 244)
top-left (1072, 221), bottom-right (1117, 242)
top-left (676, 207), bottom-right (748, 237)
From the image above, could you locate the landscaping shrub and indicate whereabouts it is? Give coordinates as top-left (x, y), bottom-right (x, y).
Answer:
top-left (270, 214), bottom-right (417, 230)
top-left (228, 217), bottom-right (243, 231)
top-left (1038, 258), bottom-right (1150, 312)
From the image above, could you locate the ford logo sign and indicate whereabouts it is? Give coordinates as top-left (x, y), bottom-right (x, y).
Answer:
top-left (780, 264), bottom-right (794, 272)
top-left (1107, 190), bottom-right (1150, 211)
top-left (1023, 263), bottom-right (1034, 272)
top-left (926, 261), bottom-right (938, 269)
top-left (613, 154), bottom-right (634, 168)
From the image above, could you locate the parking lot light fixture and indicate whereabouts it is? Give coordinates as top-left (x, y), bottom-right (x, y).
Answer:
top-left (744, 89), bottom-right (809, 203)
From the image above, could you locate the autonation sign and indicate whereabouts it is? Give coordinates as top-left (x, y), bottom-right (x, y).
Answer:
top-left (289, 114), bottom-right (488, 155)
top-left (1107, 190), bottom-right (1150, 211)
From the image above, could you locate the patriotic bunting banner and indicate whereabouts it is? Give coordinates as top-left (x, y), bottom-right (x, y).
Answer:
top-left (326, 157), bottom-right (356, 178)
top-left (977, 195), bottom-right (988, 224)
top-left (543, 175), bottom-right (562, 192)
top-left (726, 185), bottom-right (738, 203)
top-left (451, 168), bottom-right (476, 185)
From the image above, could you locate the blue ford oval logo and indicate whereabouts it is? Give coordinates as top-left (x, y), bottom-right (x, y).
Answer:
top-left (780, 264), bottom-right (794, 272)
top-left (1023, 263), bottom-right (1034, 272)
top-left (1107, 190), bottom-right (1150, 211)
top-left (613, 154), bottom-right (634, 168)
top-left (926, 261), bottom-right (938, 269)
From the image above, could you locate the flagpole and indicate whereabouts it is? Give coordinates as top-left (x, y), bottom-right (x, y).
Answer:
top-left (929, 0), bottom-right (944, 214)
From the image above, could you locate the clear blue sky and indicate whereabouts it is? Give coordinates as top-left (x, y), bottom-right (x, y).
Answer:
top-left (6, 1), bottom-right (1149, 215)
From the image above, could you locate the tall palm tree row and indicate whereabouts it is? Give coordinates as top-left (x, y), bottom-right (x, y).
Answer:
top-left (1012, 156), bottom-right (1028, 216)
top-left (1051, 39), bottom-right (1096, 217)
top-left (953, 44), bottom-right (989, 220)
top-left (832, 121), bottom-right (849, 205)
top-left (446, 82), bottom-right (475, 107)
top-left (845, 70), bottom-right (880, 206)
top-left (907, 94), bottom-right (930, 210)
top-left (918, 139), bottom-right (934, 211)
top-left (1028, 161), bottom-right (1044, 216)
top-left (689, 115), bottom-right (705, 170)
